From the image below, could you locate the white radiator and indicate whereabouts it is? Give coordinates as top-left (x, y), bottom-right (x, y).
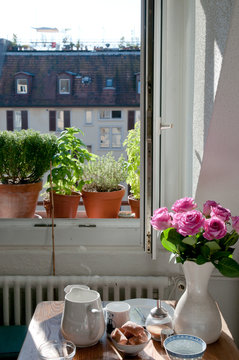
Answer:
top-left (0, 275), bottom-right (183, 326)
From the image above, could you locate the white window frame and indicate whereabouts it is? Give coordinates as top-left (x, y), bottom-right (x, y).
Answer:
top-left (0, 0), bottom-right (193, 255)
top-left (85, 110), bottom-right (93, 125)
top-left (59, 79), bottom-right (70, 94)
top-left (14, 110), bottom-right (22, 130)
top-left (17, 79), bottom-right (28, 94)
top-left (99, 126), bottom-right (123, 149)
top-left (99, 110), bottom-right (111, 119)
top-left (56, 110), bottom-right (64, 132)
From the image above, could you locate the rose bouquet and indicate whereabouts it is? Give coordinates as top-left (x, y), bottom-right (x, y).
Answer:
top-left (151, 198), bottom-right (239, 277)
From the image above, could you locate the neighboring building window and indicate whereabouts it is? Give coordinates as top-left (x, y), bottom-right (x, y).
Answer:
top-left (6, 110), bottom-right (28, 130)
top-left (59, 79), bottom-right (70, 94)
top-left (137, 80), bottom-right (141, 94)
top-left (17, 79), bottom-right (28, 94)
top-left (99, 110), bottom-right (122, 119)
top-left (111, 127), bottom-right (122, 147)
top-left (99, 110), bottom-right (111, 119)
top-left (56, 111), bottom-right (64, 131)
top-left (106, 78), bottom-right (113, 87)
top-left (87, 145), bottom-right (92, 152)
top-left (49, 110), bottom-right (70, 131)
top-left (85, 110), bottom-right (93, 125)
top-left (100, 127), bottom-right (122, 148)
top-left (112, 110), bottom-right (122, 119)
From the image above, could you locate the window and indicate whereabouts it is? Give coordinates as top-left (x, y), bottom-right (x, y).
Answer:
top-left (100, 126), bottom-right (122, 148)
top-left (137, 80), bottom-right (140, 94)
top-left (85, 110), bottom-right (93, 125)
top-left (17, 79), bottom-right (28, 94)
top-left (59, 79), bottom-right (70, 94)
top-left (6, 110), bottom-right (28, 130)
top-left (99, 110), bottom-right (111, 119)
top-left (49, 110), bottom-right (70, 131)
top-left (99, 110), bottom-right (122, 119)
top-left (112, 110), bottom-right (122, 119)
top-left (106, 78), bottom-right (113, 87)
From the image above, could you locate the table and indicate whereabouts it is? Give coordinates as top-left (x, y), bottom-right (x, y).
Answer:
top-left (18, 301), bottom-right (239, 360)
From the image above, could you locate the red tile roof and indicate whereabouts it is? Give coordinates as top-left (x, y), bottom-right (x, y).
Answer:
top-left (0, 50), bottom-right (140, 107)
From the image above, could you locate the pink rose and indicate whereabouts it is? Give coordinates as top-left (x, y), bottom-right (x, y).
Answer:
top-left (172, 210), bottom-right (204, 236)
top-left (171, 197), bottom-right (197, 213)
top-left (203, 217), bottom-right (227, 240)
top-left (211, 205), bottom-right (231, 222)
top-left (203, 200), bottom-right (218, 217)
top-left (150, 207), bottom-right (172, 231)
top-left (232, 216), bottom-right (239, 234)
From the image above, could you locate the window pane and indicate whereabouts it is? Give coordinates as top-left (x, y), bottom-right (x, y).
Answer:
top-left (17, 79), bottom-right (27, 94)
top-left (14, 111), bottom-right (22, 130)
top-left (112, 127), bottom-right (121, 148)
top-left (112, 110), bottom-right (121, 119)
top-left (100, 110), bottom-right (110, 119)
top-left (56, 111), bottom-right (64, 131)
top-left (85, 110), bottom-right (93, 124)
top-left (106, 78), bottom-right (113, 87)
top-left (100, 127), bottom-right (110, 147)
top-left (60, 79), bottom-right (70, 94)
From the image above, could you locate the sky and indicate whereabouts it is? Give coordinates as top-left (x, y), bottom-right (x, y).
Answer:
top-left (1, 0), bottom-right (141, 49)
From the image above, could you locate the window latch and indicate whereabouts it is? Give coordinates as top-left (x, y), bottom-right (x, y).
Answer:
top-left (156, 117), bottom-right (173, 135)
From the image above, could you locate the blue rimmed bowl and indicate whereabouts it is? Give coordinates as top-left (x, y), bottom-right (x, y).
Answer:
top-left (163, 334), bottom-right (207, 360)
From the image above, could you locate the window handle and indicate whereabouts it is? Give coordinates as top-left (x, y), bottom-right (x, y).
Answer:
top-left (160, 123), bottom-right (173, 131)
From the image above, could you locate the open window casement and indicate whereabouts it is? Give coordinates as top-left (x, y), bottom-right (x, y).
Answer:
top-left (142, 0), bottom-right (194, 258)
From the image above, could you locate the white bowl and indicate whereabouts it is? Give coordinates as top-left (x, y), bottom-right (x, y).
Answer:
top-left (163, 334), bottom-right (207, 360)
top-left (111, 329), bottom-right (151, 356)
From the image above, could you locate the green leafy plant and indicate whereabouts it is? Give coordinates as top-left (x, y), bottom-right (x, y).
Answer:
top-left (46, 127), bottom-right (92, 195)
top-left (123, 121), bottom-right (140, 199)
top-left (83, 152), bottom-right (127, 192)
top-left (0, 130), bottom-right (58, 184)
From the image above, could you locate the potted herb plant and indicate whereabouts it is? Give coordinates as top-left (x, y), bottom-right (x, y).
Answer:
top-left (123, 121), bottom-right (140, 218)
top-left (44, 127), bottom-right (92, 218)
top-left (0, 129), bottom-right (58, 218)
top-left (81, 152), bottom-right (127, 218)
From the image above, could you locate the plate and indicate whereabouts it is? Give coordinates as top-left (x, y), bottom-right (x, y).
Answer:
top-left (125, 298), bottom-right (174, 326)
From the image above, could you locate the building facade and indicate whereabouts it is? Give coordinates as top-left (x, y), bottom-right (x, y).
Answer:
top-left (0, 42), bottom-right (140, 158)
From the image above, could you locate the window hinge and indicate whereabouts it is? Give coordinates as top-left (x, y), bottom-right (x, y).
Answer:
top-left (78, 224), bottom-right (96, 228)
top-left (34, 224), bottom-right (56, 227)
top-left (146, 232), bottom-right (152, 253)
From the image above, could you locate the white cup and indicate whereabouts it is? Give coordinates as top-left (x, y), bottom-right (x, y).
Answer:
top-left (105, 301), bottom-right (130, 330)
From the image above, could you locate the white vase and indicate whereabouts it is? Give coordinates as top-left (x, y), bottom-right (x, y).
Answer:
top-left (173, 261), bottom-right (222, 344)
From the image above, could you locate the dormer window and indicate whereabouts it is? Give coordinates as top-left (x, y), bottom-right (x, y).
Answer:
top-left (59, 79), bottom-right (70, 94)
top-left (17, 79), bottom-right (28, 94)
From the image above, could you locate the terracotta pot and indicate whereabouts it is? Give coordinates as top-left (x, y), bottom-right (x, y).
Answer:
top-left (44, 192), bottom-right (81, 218)
top-left (0, 181), bottom-right (42, 218)
top-left (82, 186), bottom-right (125, 218)
top-left (128, 195), bottom-right (140, 218)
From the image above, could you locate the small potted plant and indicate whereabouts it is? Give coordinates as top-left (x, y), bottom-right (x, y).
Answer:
top-left (0, 129), bottom-right (58, 218)
top-left (123, 121), bottom-right (140, 218)
top-left (81, 152), bottom-right (128, 218)
top-left (44, 127), bottom-right (92, 218)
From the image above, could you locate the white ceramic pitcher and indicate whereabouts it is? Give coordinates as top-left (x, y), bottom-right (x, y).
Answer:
top-left (61, 287), bottom-right (105, 347)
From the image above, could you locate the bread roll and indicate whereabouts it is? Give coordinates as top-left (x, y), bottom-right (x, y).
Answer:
top-left (111, 328), bottom-right (128, 345)
top-left (121, 321), bottom-right (145, 337)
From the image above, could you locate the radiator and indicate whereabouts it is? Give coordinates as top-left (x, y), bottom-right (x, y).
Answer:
top-left (0, 275), bottom-right (184, 326)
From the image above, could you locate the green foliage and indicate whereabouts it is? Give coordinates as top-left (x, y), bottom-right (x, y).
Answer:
top-left (83, 152), bottom-right (127, 192)
top-left (46, 127), bottom-right (92, 195)
top-left (123, 122), bottom-right (140, 199)
top-left (160, 227), bottom-right (239, 277)
top-left (0, 130), bottom-right (58, 184)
